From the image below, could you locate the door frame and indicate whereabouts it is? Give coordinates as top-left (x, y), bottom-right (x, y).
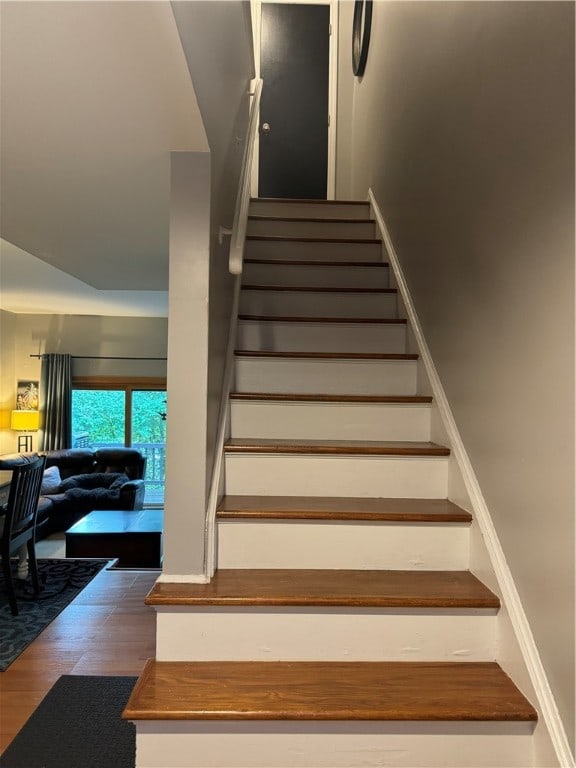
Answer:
top-left (250, 0), bottom-right (338, 200)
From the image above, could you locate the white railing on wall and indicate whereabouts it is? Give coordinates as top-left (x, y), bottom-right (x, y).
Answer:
top-left (228, 77), bottom-right (262, 275)
top-left (204, 78), bottom-right (263, 579)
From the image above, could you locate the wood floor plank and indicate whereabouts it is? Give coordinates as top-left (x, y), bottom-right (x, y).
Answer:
top-left (217, 496), bottom-right (472, 522)
top-left (224, 439), bottom-right (450, 456)
top-left (124, 660), bottom-right (537, 722)
top-left (145, 570), bottom-right (499, 608)
top-left (0, 568), bottom-right (157, 753)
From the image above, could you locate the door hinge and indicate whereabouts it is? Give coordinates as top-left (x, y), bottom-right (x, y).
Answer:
top-left (329, 23), bottom-right (332, 36)
top-left (328, 114), bottom-right (331, 127)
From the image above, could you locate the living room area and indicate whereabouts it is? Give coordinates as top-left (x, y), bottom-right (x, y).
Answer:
top-left (0, 309), bottom-right (169, 554)
top-left (0, 311), bottom-right (168, 756)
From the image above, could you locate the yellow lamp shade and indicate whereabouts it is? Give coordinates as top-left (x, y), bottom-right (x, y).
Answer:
top-left (10, 410), bottom-right (40, 431)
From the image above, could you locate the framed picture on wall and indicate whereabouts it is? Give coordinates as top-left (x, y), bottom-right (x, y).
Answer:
top-left (16, 380), bottom-right (39, 411)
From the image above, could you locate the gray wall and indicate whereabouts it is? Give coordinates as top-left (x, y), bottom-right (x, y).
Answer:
top-left (171, 0), bottom-right (255, 491)
top-left (337, 0), bottom-right (574, 749)
top-left (164, 151), bottom-right (211, 576)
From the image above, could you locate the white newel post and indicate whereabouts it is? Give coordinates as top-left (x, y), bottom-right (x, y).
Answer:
top-left (161, 150), bottom-right (212, 582)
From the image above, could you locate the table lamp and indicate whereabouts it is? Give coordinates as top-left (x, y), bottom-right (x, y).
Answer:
top-left (11, 410), bottom-right (40, 452)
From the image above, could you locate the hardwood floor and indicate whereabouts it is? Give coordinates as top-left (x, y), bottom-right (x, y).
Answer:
top-left (0, 567), bottom-right (157, 753)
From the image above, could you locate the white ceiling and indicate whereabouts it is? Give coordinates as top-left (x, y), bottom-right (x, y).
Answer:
top-left (0, 0), bottom-right (208, 316)
top-left (0, 238), bottom-right (168, 317)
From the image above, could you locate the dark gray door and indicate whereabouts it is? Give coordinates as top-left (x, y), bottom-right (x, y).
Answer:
top-left (258, 3), bottom-right (330, 199)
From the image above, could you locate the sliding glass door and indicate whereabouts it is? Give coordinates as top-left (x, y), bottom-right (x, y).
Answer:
top-left (130, 390), bottom-right (166, 505)
top-left (71, 380), bottom-right (166, 505)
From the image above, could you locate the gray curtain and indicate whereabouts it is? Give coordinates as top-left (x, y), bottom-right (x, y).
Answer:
top-left (40, 354), bottom-right (72, 451)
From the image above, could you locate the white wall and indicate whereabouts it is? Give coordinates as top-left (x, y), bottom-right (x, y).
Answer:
top-left (337, 0), bottom-right (574, 753)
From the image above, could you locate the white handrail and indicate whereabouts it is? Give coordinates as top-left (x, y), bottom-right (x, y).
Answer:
top-left (228, 77), bottom-right (263, 275)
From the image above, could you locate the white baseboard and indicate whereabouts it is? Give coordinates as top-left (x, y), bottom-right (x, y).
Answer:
top-left (368, 188), bottom-right (574, 768)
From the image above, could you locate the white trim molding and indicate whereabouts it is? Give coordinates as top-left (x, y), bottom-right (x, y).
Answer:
top-left (368, 188), bottom-right (575, 768)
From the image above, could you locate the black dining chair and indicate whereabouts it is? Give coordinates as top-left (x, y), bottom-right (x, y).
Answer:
top-left (0, 454), bottom-right (46, 615)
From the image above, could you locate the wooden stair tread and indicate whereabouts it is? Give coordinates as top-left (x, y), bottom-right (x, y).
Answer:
top-left (246, 236), bottom-right (381, 244)
top-left (241, 284), bottom-right (396, 293)
top-left (234, 350), bottom-right (418, 360)
top-left (217, 496), bottom-right (471, 522)
top-left (229, 393), bottom-right (432, 403)
top-left (145, 569), bottom-right (499, 608)
top-left (224, 439), bottom-right (450, 456)
top-left (251, 198), bottom-right (369, 205)
top-left (238, 314), bottom-right (406, 324)
top-left (248, 215), bottom-right (375, 224)
top-left (124, 660), bottom-right (537, 721)
top-left (244, 258), bottom-right (386, 267)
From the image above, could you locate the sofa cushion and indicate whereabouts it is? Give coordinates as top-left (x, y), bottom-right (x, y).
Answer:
top-left (37, 495), bottom-right (54, 522)
top-left (64, 486), bottom-right (121, 502)
top-left (93, 448), bottom-right (145, 480)
top-left (109, 473), bottom-right (129, 490)
top-left (41, 465), bottom-right (62, 494)
top-left (59, 472), bottom-right (125, 492)
top-left (43, 449), bottom-right (95, 479)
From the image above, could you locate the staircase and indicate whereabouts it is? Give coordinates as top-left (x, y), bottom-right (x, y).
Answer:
top-left (125, 198), bottom-right (537, 767)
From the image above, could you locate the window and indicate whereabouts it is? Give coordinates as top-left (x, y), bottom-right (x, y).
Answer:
top-left (72, 378), bottom-right (166, 506)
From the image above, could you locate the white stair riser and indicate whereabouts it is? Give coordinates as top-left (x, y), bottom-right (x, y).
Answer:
top-left (230, 401), bottom-right (431, 441)
top-left (249, 201), bottom-right (371, 218)
top-left (247, 219), bottom-right (377, 239)
top-left (237, 320), bottom-right (406, 353)
top-left (245, 239), bottom-right (383, 263)
top-left (135, 723), bottom-right (534, 768)
top-left (225, 454), bottom-right (449, 498)
top-left (217, 519), bottom-right (465, 569)
top-left (239, 289), bottom-right (397, 318)
top-left (234, 358), bottom-right (418, 395)
top-left (155, 609), bottom-right (497, 661)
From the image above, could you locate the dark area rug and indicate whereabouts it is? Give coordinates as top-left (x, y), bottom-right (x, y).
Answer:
top-left (0, 558), bottom-right (110, 671)
top-left (0, 675), bottom-right (137, 768)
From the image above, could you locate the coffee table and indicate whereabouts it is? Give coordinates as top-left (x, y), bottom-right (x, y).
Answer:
top-left (65, 509), bottom-right (163, 568)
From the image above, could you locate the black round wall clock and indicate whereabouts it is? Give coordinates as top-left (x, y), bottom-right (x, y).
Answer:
top-left (352, 0), bottom-right (373, 77)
